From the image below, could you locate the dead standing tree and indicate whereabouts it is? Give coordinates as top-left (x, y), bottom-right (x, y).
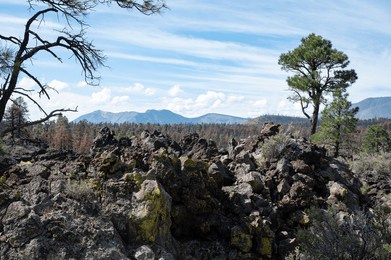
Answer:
top-left (0, 0), bottom-right (166, 135)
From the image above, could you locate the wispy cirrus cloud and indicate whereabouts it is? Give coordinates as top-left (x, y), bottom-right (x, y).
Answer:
top-left (108, 52), bottom-right (197, 67)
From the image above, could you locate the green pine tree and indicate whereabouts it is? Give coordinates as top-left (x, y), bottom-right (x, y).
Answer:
top-left (3, 97), bottom-right (29, 139)
top-left (278, 33), bottom-right (357, 134)
top-left (311, 88), bottom-right (358, 157)
top-left (362, 125), bottom-right (391, 154)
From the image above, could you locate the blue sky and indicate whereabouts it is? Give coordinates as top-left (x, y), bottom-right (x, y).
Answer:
top-left (1, 0), bottom-right (390, 121)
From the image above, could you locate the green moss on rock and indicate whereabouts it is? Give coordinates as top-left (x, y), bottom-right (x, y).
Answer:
top-left (260, 237), bottom-right (273, 258)
top-left (257, 225), bottom-right (274, 258)
top-left (231, 226), bottom-right (253, 253)
top-left (183, 158), bottom-right (209, 172)
top-left (0, 176), bottom-right (8, 192)
top-left (129, 180), bottom-right (172, 243)
top-left (99, 151), bottom-right (125, 175)
top-left (124, 172), bottom-right (145, 191)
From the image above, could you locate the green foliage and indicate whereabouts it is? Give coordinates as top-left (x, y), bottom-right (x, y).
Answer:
top-left (278, 33), bottom-right (357, 134)
top-left (3, 96), bottom-right (29, 139)
top-left (311, 88), bottom-right (358, 157)
top-left (0, 47), bottom-right (13, 76)
top-left (362, 125), bottom-right (391, 153)
top-left (261, 133), bottom-right (291, 160)
top-left (296, 207), bottom-right (391, 260)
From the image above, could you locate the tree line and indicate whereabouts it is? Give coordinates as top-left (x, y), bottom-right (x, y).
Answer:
top-left (2, 101), bottom-right (389, 157)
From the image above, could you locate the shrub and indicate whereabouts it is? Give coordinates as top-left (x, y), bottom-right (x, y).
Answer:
top-left (295, 206), bottom-right (391, 260)
top-left (65, 179), bottom-right (96, 201)
top-left (351, 152), bottom-right (391, 176)
top-left (261, 132), bottom-right (291, 160)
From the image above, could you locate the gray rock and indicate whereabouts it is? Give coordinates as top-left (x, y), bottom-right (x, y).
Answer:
top-left (134, 245), bottom-right (155, 260)
top-left (237, 171), bottom-right (264, 193)
top-left (277, 179), bottom-right (291, 195)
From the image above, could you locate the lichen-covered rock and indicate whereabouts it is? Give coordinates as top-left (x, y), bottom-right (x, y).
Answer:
top-left (129, 180), bottom-right (172, 245)
top-left (230, 226), bottom-right (253, 253)
top-left (328, 181), bottom-right (360, 211)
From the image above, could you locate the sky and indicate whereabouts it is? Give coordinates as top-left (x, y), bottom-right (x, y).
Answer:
top-left (0, 0), bottom-right (390, 121)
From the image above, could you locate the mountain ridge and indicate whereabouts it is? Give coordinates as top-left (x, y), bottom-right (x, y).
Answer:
top-left (352, 96), bottom-right (391, 119)
top-left (73, 96), bottom-right (391, 124)
top-left (73, 109), bottom-right (251, 124)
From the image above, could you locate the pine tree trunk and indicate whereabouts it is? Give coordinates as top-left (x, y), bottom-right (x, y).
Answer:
top-left (334, 125), bottom-right (341, 157)
top-left (311, 104), bottom-right (320, 135)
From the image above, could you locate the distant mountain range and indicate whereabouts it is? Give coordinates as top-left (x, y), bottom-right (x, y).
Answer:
top-left (73, 97), bottom-right (391, 124)
top-left (73, 109), bottom-right (250, 124)
top-left (352, 97), bottom-right (391, 120)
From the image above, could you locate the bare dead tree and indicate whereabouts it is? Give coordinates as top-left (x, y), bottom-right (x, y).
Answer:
top-left (0, 0), bottom-right (166, 134)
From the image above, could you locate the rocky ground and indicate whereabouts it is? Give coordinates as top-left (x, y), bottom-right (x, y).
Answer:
top-left (0, 123), bottom-right (388, 259)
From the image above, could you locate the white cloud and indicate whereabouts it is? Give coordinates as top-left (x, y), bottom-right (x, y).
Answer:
top-left (244, 99), bottom-right (269, 117)
top-left (144, 88), bottom-right (156, 96)
top-left (194, 91), bottom-right (226, 109)
top-left (48, 80), bottom-right (69, 91)
top-left (277, 99), bottom-right (303, 117)
top-left (227, 95), bottom-right (245, 103)
top-left (108, 52), bottom-right (196, 67)
top-left (133, 83), bottom-right (145, 92)
top-left (165, 97), bottom-right (194, 114)
top-left (123, 83), bottom-right (145, 93)
top-left (120, 83), bottom-right (156, 96)
top-left (0, 14), bottom-right (27, 26)
top-left (107, 28), bottom-right (277, 65)
top-left (111, 95), bottom-right (129, 105)
top-left (164, 90), bottom-right (247, 116)
top-left (252, 99), bottom-right (268, 109)
top-left (168, 85), bottom-right (184, 97)
top-left (91, 88), bottom-right (111, 105)
top-left (17, 77), bottom-right (36, 90)
top-left (77, 81), bottom-right (89, 88)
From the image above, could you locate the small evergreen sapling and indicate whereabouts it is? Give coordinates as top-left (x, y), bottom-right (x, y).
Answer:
top-left (311, 88), bottom-right (358, 157)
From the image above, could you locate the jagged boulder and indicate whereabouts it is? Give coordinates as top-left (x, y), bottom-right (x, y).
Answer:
top-left (129, 179), bottom-right (173, 245)
top-left (92, 126), bottom-right (117, 149)
top-left (0, 123), bottom-right (378, 259)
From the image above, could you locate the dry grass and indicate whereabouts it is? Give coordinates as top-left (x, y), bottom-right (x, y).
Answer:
top-left (65, 179), bottom-right (96, 201)
top-left (351, 152), bottom-right (391, 176)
